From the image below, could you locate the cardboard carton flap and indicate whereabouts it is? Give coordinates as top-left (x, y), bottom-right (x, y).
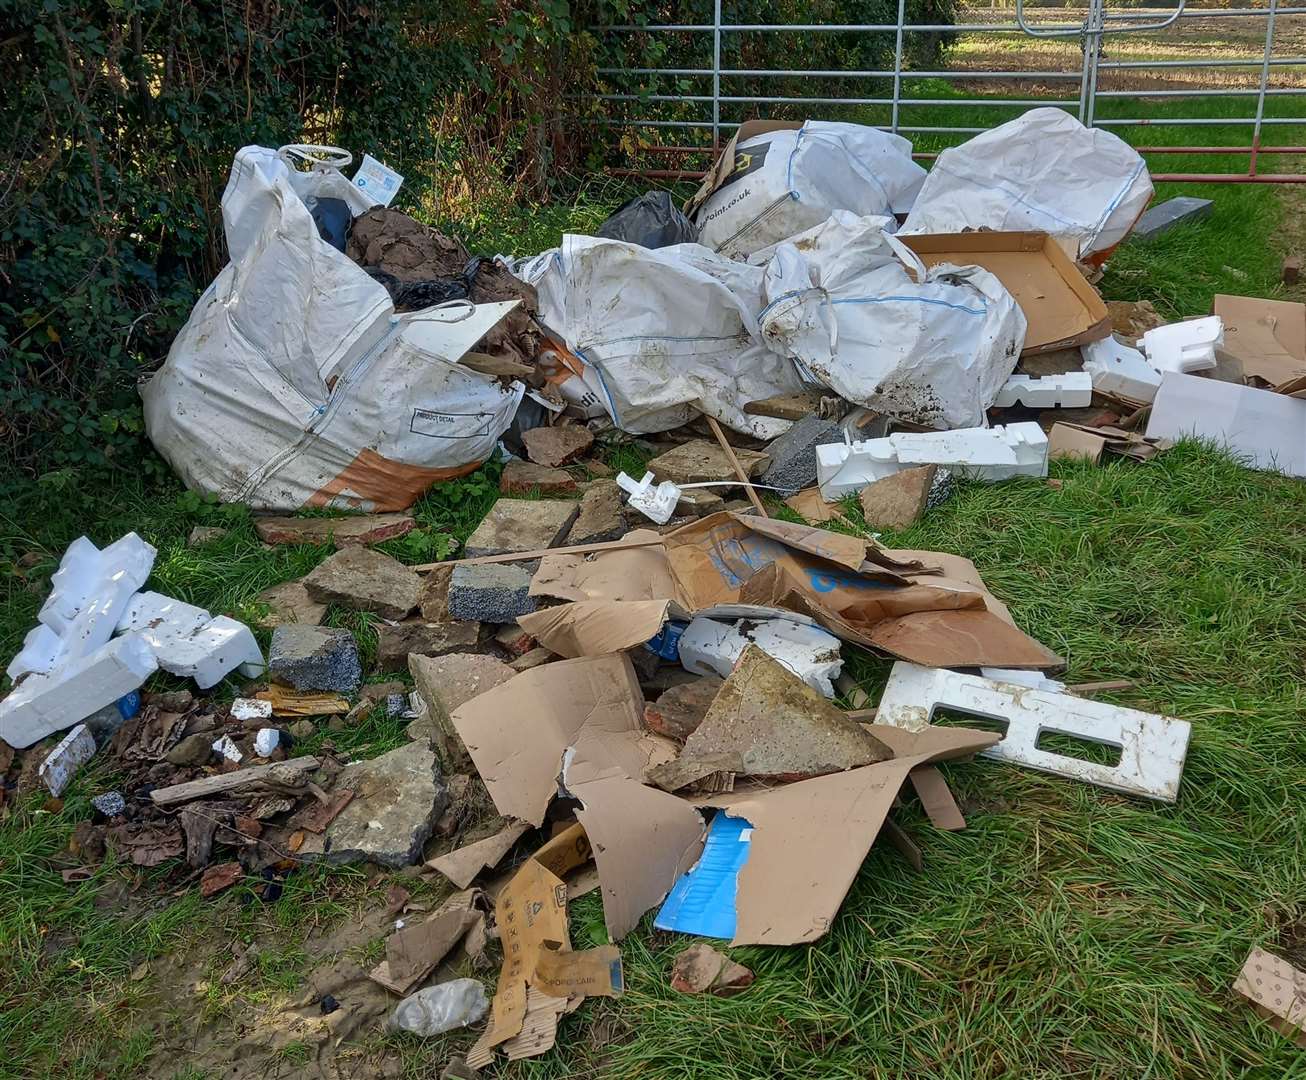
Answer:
top-left (518, 600), bottom-right (677, 658)
top-left (685, 119), bottom-right (804, 217)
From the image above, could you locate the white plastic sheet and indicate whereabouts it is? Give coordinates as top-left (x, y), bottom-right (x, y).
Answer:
top-left (900, 108), bottom-right (1153, 260)
top-left (143, 146), bottom-right (523, 511)
top-left (756, 213), bottom-right (1027, 429)
top-left (518, 236), bottom-right (805, 437)
top-left (693, 121), bottom-right (926, 258)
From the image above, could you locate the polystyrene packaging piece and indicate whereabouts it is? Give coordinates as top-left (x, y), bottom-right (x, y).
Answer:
top-left (1081, 335), bottom-right (1162, 403)
top-left (38, 724), bottom-right (98, 797)
top-left (115, 591), bottom-right (265, 689)
top-left (692, 121), bottom-right (926, 258)
top-left (678, 615), bottom-right (844, 697)
top-left (617, 471), bottom-right (681, 525)
top-left (141, 145), bottom-right (523, 511)
top-left (900, 107), bottom-right (1154, 260)
top-left (992, 372), bottom-right (1093, 409)
top-left (875, 662), bottom-right (1191, 802)
top-left (0, 635), bottom-right (159, 750)
top-left (816, 422), bottom-right (1048, 500)
top-left (389, 978), bottom-right (490, 1036)
top-left (1141, 316), bottom-right (1224, 375)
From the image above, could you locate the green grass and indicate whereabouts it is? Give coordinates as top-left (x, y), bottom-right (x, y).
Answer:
top-left (3, 92), bottom-right (1306, 1079)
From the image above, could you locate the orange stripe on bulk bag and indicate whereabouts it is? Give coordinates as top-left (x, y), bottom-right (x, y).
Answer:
top-left (307, 448), bottom-right (483, 512)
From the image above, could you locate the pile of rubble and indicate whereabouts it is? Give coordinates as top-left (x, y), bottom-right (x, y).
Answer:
top-left (5, 105), bottom-right (1306, 1064)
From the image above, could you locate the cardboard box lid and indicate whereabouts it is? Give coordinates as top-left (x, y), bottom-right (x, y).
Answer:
top-left (1212, 293), bottom-right (1306, 386)
top-left (899, 231), bottom-right (1110, 355)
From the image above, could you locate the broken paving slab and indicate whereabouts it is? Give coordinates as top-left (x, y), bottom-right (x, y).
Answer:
top-left (375, 620), bottom-right (479, 673)
top-left (187, 525), bottom-right (229, 547)
top-left (418, 564), bottom-right (453, 621)
top-left (858, 464), bottom-right (937, 529)
top-left (679, 645), bottom-right (891, 781)
top-left (268, 625), bottom-right (361, 693)
top-left (463, 498), bottom-right (579, 557)
top-left (499, 460), bottom-right (578, 496)
top-left (254, 580), bottom-right (328, 629)
top-left (643, 676), bottom-right (723, 741)
top-left (302, 545), bottom-right (422, 620)
top-left (521, 425), bottom-right (594, 468)
top-left (448, 563), bottom-right (536, 623)
top-left (254, 512), bottom-right (416, 547)
top-left (759, 414), bottom-right (840, 495)
top-left (645, 438), bottom-right (769, 485)
top-left (408, 652), bottom-right (516, 761)
top-left (304, 741), bottom-right (449, 868)
top-left (568, 480), bottom-right (624, 545)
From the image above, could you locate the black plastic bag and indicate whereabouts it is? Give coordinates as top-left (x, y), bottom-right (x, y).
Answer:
top-left (308, 196), bottom-right (353, 252)
top-left (595, 191), bottom-right (698, 249)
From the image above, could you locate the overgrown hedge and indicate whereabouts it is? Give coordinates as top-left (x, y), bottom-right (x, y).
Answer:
top-left (0, 0), bottom-right (952, 482)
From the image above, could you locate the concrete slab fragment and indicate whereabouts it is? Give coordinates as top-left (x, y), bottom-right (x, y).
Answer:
top-left (463, 499), bottom-right (579, 557)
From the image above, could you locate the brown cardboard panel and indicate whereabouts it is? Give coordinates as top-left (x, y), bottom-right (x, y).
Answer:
top-left (426, 821), bottom-right (531, 889)
top-left (1212, 294), bottom-right (1306, 386)
top-left (900, 231), bottom-right (1110, 354)
top-left (1048, 422), bottom-right (1108, 463)
top-left (518, 600), bottom-right (675, 658)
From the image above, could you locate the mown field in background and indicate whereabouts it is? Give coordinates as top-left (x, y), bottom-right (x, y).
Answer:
top-left (3, 75), bottom-right (1306, 1080)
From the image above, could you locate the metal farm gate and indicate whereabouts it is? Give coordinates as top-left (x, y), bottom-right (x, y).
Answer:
top-left (591, 0), bottom-right (1306, 182)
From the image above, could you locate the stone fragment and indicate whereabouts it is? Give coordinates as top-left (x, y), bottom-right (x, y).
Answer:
top-left (672, 488), bottom-right (726, 519)
top-left (521, 425), bottom-right (594, 468)
top-left (254, 580), bottom-right (328, 629)
top-left (1284, 255), bottom-right (1301, 285)
top-left (509, 647), bottom-right (555, 673)
top-left (418, 564), bottom-right (453, 621)
top-left (307, 742), bottom-right (449, 867)
top-left (570, 480), bottom-right (625, 544)
top-left (448, 563), bottom-right (535, 624)
top-left (743, 390), bottom-right (828, 422)
top-left (187, 526), bottom-right (229, 548)
top-left (303, 546), bottom-right (421, 620)
top-left (669, 944), bottom-right (754, 996)
top-left (1131, 195), bottom-right (1212, 241)
top-left (581, 458), bottom-right (613, 477)
top-left (463, 499), bottom-right (578, 557)
top-left (91, 790), bottom-right (126, 817)
top-left (288, 719), bottom-right (316, 740)
top-left (679, 646), bottom-right (890, 780)
top-left (201, 862), bottom-right (243, 898)
top-left (499, 460), bottom-right (577, 496)
top-left (494, 622), bottom-right (534, 657)
top-left (646, 438), bottom-right (769, 485)
top-left (254, 513), bottom-right (416, 547)
top-left (361, 680), bottom-right (407, 704)
top-left (643, 676), bottom-right (724, 741)
top-left (408, 652), bottom-right (516, 764)
top-left (268, 625), bottom-right (362, 693)
top-left (1107, 299), bottom-right (1166, 339)
top-left (166, 732), bottom-right (216, 766)
top-left (376, 620), bottom-right (480, 673)
top-left (858, 464), bottom-right (937, 530)
top-left (759, 414), bottom-right (841, 496)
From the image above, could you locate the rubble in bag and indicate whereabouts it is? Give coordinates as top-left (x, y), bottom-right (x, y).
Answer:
top-left (900, 107), bottom-right (1154, 262)
top-left (687, 119), bottom-right (925, 258)
top-left (595, 190), bottom-right (698, 248)
top-left (347, 207), bottom-right (541, 367)
top-left (756, 212), bottom-right (1027, 430)
top-left (142, 145), bottom-right (524, 512)
top-left (816, 422), bottom-right (1048, 500)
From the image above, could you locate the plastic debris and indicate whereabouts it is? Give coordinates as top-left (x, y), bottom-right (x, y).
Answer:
top-left (1081, 335), bottom-right (1163, 403)
top-left (389, 978), bottom-right (490, 1037)
top-left (616, 471), bottom-right (682, 525)
top-left (678, 615), bottom-right (844, 698)
top-left (1141, 315), bottom-right (1224, 375)
top-left (253, 728), bottom-right (281, 757)
top-left (992, 372), bottom-right (1093, 409)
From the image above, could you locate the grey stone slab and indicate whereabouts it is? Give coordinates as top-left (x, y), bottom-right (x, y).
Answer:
top-left (463, 499), bottom-right (578, 557)
top-left (759, 414), bottom-right (841, 496)
top-left (268, 625), bottom-right (361, 693)
top-left (447, 563), bottom-right (536, 624)
top-left (1132, 196), bottom-right (1213, 241)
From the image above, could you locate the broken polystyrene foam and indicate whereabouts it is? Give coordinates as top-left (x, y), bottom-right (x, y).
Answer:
top-left (816, 422), bottom-right (1048, 500)
top-left (115, 590), bottom-right (212, 641)
top-left (1081, 335), bottom-right (1162, 404)
top-left (875, 662), bottom-right (1191, 802)
top-left (677, 615), bottom-right (843, 698)
top-left (38, 533), bottom-right (156, 636)
top-left (980, 667), bottom-right (1067, 693)
top-left (6, 623), bottom-right (64, 682)
top-left (38, 723), bottom-right (98, 797)
top-left (617, 471), bottom-right (681, 525)
top-left (992, 372), bottom-right (1093, 409)
top-left (0, 634), bottom-right (159, 750)
top-left (144, 614), bottom-right (265, 689)
top-left (654, 812), bottom-right (752, 939)
top-left (232, 697), bottom-right (273, 722)
top-left (253, 728), bottom-right (281, 757)
top-left (1141, 315), bottom-right (1224, 375)
top-left (212, 734), bottom-right (243, 763)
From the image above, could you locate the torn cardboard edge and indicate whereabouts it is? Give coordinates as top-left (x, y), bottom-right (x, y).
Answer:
top-left (1212, 293), bottom-right (1306, 389)
top-left (1232, 946), bottom-right (1306, 1048)
top-left (1048, 421), bottom-right (1170, 465)
top-left (426, 820), bottom-right (531, 889)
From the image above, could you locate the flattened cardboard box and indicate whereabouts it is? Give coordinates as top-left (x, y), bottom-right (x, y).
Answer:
top-left (900, 231), bottom-right (1110, 355)
top-left (1212, 293), bottom-right (1306, 388)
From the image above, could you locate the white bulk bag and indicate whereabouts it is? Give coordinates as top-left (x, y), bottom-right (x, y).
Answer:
top-left (757, 212), bottom-right (1027, 429)
top-left (688, 120), bottom-right (926, 259)
top-left (899, 108), bottom-right (1153, 261)
top-left (143, 146), bottom-right (522, 511)
top-left (531, 235), bottom-right (805, 437)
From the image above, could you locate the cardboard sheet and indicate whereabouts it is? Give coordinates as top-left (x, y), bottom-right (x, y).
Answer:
top-left (699, 724), bottom-right (1001, 945)
top-left (1213, 294), bottom-right (1306, 387)
top-left (518, 600), bottom-right (675, 658)
top-left (426, 820), bottom-right (531, 889)
top-left (1146, 371), bottom-right (1306, 477)
top-left (1049, 422), bottom-right (1108, 463)
top-left (900, 231), bottom-right (1110, 354)
top-left (1232, 946), bottom-right (1306, 1047)
top-left (529, 533), bottom-right (677, 602)
top-left (450, 654), bottom-right (656, 826)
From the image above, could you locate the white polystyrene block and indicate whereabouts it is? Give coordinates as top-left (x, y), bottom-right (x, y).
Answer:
top-left (212, 734), bottom-right (243, 763)
top-left (115, 590), bottom-right (212, 643)
top-left (38, 533), bottom-right (156, 636)
top-left (38, 724), bottom-right (97, 797)
top-left (1141, 316), bottom-right (1224, 375)
top-left (232, 697), bottom-right (273, 722)
top-left (992, 372), bottom-right (1093, 409)
top-left (816, 422), bottom-right (1048, 500)
top-left (151, 614), bottom-right (265, 690)
top-left (617, 470), bottom-right (681, 525)
top-left (0, 634), bottom-right (158, 750)
top-left (6, 623), bottom-right (64, 682)
top-left (1081, 336), bottom-right (1162, 404)
top-left (980, 667), bottom-right (1067, 693)
top-left (678, 615), bottom-right (843, 697)
top-left (875, 662), bottom-right (1191, 802)
top-left (254, 728), bottom-right (280, 757)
